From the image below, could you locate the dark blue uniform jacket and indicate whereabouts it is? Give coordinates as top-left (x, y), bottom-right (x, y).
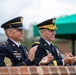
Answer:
top-left (32, 37), bottom-right (63, 66)
top-left (0, 38), bottom-right (33, 66)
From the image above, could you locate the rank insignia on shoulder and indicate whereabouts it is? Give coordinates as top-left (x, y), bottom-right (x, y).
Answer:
top-left (4, 57), bottom-right (12, 67)
top-left (4, 41), bottom-right (9, 44)
top-left (2, 41), bottom-right (9, 46)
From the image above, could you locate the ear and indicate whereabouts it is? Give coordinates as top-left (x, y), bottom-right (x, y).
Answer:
top-left (40, 29), bottom-right (42, 33)
top-left (7, 30), bottom-right (12, 37)
top-left (40, 29), bottom-right (45, 34)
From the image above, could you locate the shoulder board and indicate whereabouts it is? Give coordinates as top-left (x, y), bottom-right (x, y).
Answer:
top-left (32, 42), bottom-right (40, 47)
top-left (32, 42), bottom-right (40, 45)
top-left (4, 41), bottom-right (9, 44)
top-left (0, 41), bottom-right (9, 46)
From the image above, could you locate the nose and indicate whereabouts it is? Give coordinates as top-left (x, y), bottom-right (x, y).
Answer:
top-left (54, 31), bottom-right (56, 34)
top-left (52, 31), bottom-right (56, 35)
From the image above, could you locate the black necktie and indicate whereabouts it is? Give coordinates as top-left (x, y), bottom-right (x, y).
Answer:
top-left (19, 45), bottom-right (28, 58)
top-left (50, 43), bottom-right (55, 52)
top-left (19, 45), bottom-right (25, 54)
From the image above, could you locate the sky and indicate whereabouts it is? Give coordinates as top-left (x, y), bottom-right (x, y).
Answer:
top-left (0, 0), bottom-right (76, 34)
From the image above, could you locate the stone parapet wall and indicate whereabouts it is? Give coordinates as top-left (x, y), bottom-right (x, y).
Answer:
top-left (0, 66), bottom-right (76, 75)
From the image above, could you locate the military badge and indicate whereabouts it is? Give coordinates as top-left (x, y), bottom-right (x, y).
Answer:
top-left (14, 51), bottom-right (21, 60)
top-left (52, 18), bottom-right (55, 24)
top-left (20, 17), bottom-right (23, 22)
top-left (12, 44), bottom-right (15, 46)
top-left (4, 57), bottom-right (12, 67)
top-left (46, 49), bottom-right (51, 55)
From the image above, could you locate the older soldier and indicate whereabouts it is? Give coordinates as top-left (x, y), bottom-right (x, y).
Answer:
top-left (0, 16), bottom-right (53, 66)
top-left (32, 18), bottom-right (76, 66)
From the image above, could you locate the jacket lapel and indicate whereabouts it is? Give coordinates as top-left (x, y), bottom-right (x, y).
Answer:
top-left (19, 45), bottom-right (28, 58)
top-left (39, 37), bottom-right (56, 54)
top-left (7, 38), bottom-right (26, 57)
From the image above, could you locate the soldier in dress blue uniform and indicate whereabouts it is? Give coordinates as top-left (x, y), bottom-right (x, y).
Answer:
top-left (0, 16), bottom-right (35, 66)
top-left (32, 18), bottom-right (76, 66)
top-left (0, 16), bottom-right (54, 66)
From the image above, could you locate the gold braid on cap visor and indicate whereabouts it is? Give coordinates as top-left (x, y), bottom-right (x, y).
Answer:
top-left (6, 22), bottom-right (22, 26)
top-left (38, 24), bottom-right (57, 30)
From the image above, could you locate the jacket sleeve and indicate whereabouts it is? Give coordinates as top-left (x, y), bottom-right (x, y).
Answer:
top-left (0, 46), bottom-right (33, 66)
top-left (32, 42), bottom-right (48, 66)
top-left (16, 59), bottom-right (33, 66)
top-left (32, 42), bottom-right (64, 66)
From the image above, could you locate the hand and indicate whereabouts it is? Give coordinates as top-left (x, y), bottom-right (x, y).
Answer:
top-left (73, 56), bottom-right (76, 65)
top-left (28, 45), bottom-right (38, 61)
top-left (39, 54), bottom-right (54, 65)
top-left (64, 53), bottom-right (76, 65)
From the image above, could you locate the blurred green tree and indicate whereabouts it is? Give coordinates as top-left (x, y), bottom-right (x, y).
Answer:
top-left (21, 29), bottom-right (37, 51)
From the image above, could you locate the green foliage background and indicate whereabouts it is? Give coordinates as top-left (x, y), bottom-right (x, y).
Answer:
top-left (21, 29), bottom-right (37, 51)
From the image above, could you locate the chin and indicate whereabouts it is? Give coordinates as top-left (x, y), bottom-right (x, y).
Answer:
top-left (51, 38), bottom-right (54, 41)
top-left (20, 38), bottom-right (23, 40)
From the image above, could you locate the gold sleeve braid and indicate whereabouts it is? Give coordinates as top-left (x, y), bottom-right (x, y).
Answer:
top-left (53, 60), bottom-right (58, 66)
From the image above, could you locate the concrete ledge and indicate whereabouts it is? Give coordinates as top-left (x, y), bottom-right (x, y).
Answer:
top-left (0, 66), bottom-right (76, 75)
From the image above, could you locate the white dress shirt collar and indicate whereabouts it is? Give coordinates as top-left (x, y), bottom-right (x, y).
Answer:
top-left (45, 40), bottom-right (52, 46)
top-left (9, 38), bottom-right (21, 47)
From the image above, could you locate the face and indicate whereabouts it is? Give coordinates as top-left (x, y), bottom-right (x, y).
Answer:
top-left (7, 28), bottom-right (24, 43)
top-left (40, 29), bottom-right (56, 42)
